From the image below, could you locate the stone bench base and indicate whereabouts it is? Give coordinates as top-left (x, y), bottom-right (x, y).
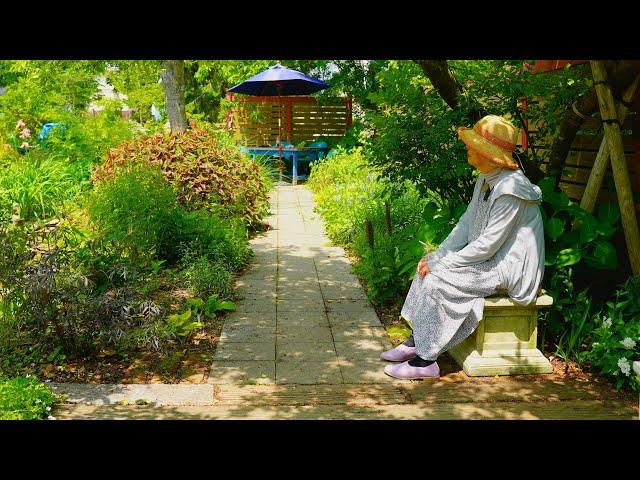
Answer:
top-left (404, 294), bottom-right (554, 377)
top-left (448, 295), bottom-right (554, 376)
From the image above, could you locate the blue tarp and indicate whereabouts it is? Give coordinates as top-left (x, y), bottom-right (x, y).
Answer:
top-left (39, 122), bottom-right (64, 141)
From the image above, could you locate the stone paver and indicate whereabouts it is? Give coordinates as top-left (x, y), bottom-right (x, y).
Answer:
top-left (210, 185), bottom-right (391, 386)
top-left (49, 383), bottom-right (214, 406)
top-left (208, 361), bottom-right (276, 385)
top-left (213, 341), bottom-right (276, 361)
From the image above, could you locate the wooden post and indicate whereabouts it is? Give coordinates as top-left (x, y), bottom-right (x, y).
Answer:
top-left (580, 75), bottom-right (639, 213)
top-left (364, 219), bottom-right (374, 249)
top-left (591, 61), bottom-right (640, 276)
top-left (384, 201), bottom-right (392, 234)
top-left (635, 81), bottom-right (640, 218)
top-left (285, 98), bottom-right (293, 143)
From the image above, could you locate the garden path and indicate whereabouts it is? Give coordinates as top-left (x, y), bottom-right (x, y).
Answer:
top-left (208, 185), bottom-right (397, 386)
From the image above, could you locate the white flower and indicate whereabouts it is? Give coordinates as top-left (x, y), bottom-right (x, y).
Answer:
top-left (633, 361), bottom-right (640, 376)
top-left (620, 337), bottom-right (636, 349)
top-left (618, 357), bottom-right (631, 376)
top-left (602, 317), bottom-right (612, 328)
top-left (46, 406), bottom-right (51, 411)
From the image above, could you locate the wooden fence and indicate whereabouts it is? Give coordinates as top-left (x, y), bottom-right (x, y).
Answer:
top-left (227, 94), bottom-right (352, 146)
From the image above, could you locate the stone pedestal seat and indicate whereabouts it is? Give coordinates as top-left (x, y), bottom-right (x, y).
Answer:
top-left (406, 294), bottom-right (554, 376)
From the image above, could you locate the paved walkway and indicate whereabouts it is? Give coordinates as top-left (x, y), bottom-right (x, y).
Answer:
top-left (209, 185), bottom-right (395, 385)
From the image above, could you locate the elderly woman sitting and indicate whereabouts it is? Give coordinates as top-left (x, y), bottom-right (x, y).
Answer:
top-left (382, 115), bottom-right (545, 380)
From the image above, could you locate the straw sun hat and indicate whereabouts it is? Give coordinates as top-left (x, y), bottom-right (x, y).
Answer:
top-left (457, 115), bottom-right (520, 169)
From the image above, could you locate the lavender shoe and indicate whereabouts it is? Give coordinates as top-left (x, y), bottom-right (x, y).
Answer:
top-left (384, 360), bottom-right (440, 380)
top-left (380, 344), bottom-right (417, 362)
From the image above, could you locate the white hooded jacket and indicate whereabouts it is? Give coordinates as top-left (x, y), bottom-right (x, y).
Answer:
top-left (427, 168), bottom-right (545, 305)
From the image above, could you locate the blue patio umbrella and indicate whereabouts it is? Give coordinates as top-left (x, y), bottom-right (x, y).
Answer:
top-left (228, 63), bottom-right (331, 183)
top-left (227, 64), bottom-right (330, 96)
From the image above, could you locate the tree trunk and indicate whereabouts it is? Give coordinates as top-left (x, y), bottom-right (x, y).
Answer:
top-left (548, 60), bottom-right (640, 188)
top-left (161, 60), bottom-right (187, 133)
top-left (416, 60), bottom-right (463, 108)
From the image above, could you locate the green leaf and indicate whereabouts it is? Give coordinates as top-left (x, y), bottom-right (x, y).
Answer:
top-left (545, 190), bottom-right (570, 210)
top-left (596, 202), bottom-right (621, 225)
top-left (537, 177), bottom-right (555, 196)
top-left (563, 228), bottom-right (581, 245)
top-left (453, 204), bottom-right (466, 221)
top-left (417, 223), bottom-right (437, 244)
top-left (595, 221), bottom-right (616, 239)
top-left (423, 202), bottom-right (438, 220)
top-left (556, 247), bottom-right (582, 267)
top-left (584, 240), bottom-right (618, 270)
top-left (217, 301), bottom-right (236, 311)
top-left (545, 217), bottom-right (565, 241)
top-left (577, 213), bottom-right (599, 244)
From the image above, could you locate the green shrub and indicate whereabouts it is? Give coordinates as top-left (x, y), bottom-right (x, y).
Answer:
top-left (87, 164), bottom-right (183, 269)
top-left (39, 113), bottom-right (134, 182)
top-left (181, 254), bottom-right (233, 300)
top-left (308, 147), bottom-right (464, 305)
top-left (93, 125), bottom-right (270, 228)
top-left (586, 277), bottom-right (640, 392)
top-left (0, 150), bottom-right (78, 223)
top-left (0, 375), bottom-right (58, 420)
top-left (307, 147), bottom-right (386, 245)
top-left (177, 211), bottom-right (250, 272)
top-left (351, 182), bottom-right (463, 305)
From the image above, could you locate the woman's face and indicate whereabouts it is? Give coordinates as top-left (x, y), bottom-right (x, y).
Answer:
top-left (466, 145), bottom-right (494, 172)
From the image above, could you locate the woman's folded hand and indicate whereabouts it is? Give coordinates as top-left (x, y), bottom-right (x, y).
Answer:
top-left (417, 257), bottom-right (431, 277)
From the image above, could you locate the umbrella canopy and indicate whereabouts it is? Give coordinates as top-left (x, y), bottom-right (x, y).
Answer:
top-left (228, 64), bottom-right (330, 96)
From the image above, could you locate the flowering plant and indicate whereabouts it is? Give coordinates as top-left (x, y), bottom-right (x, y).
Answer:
top-left (586, 276), bottom-right (640, 391)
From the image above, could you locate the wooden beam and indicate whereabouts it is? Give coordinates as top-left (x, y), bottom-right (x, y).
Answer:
top-left (591, 61), bottom-right (640, 276)
top-left (580, 75), bottom-right (640, 213)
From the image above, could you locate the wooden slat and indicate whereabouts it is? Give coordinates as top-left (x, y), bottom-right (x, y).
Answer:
top-left (545, 152), bottom-right (637, 173)
top-left (572, 135), bottom-right (635, 151)
top-left (558, 181), bottom-right (617, 203)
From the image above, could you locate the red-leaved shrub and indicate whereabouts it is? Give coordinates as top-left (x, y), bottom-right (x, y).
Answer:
top-left (92, 126), bottom-right (268, 227)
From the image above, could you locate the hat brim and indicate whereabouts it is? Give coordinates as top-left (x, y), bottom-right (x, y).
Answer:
top-left (457, 127), bottom-right (519, 170)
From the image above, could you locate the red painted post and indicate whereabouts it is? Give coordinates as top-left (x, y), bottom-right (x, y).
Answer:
top-left (521, 96), bottom-right (528, 150)
top-left (226, 92), bottom-right (234, 131)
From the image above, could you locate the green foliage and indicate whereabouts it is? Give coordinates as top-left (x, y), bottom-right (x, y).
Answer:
top-left (553, 289), bottom-right (594, 367)
top-left (0, 150), bottom-right (78, 222)
top-left (93, 126), bottom-right (270, 228)
top-left (0, 375), bottom-right (58, 420)
top-left (181, 255), bottom-right (233, 300)
top-left (365, 60), bottom-right (475, 204)
top-left (165, 308), bottom-right (203, 338)
top-left (205, 294), bottom-right (236, 316)
top-left (308, 147), bottom-right (387, 244)
top-left (586, 277), bottom-right (640, 392)
top-left (87, 164), bottom-right (183, 269)
top-left (308, 147), bottom-right (463, 305)
top-left (106, 61), bottom-right (164, 124)
top-left (538, 176), bottom-right (621, 273)
top-left (0, 60), bottom-right (104, 131)
top-left (39, 113), bottom-right (134, 181)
